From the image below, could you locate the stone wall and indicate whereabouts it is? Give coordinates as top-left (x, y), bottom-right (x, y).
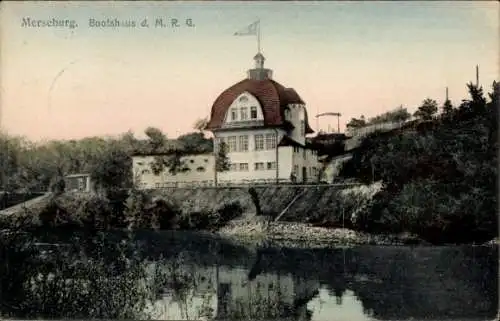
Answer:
top-left (151, 183), bottom-right (381, 221)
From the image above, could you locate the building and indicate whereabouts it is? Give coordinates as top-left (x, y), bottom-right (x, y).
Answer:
top-left (132, 153), bottom-right (215, 189)
top-left (132, 52), bottom-right (321, 188)
top-left (207, 52), bottom-right (320, 185)
top-left (64, 173), bottom-right (94, 193)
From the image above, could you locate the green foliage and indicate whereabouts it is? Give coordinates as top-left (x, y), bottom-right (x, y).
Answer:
top-left (177, 201), bottom-right (243, 231)
top-left (442, 99), bottom-right (454, 116)
top-left (0, 124), bottom-right (213, 194)
top-left (38, 195), bottom-right (114, 229)
top-left (347, 108), bottom-right (412, 131)
top-left (368, 106), bottom-right (411, 125)
top-left (339, 81), bottom-right (499, 243)
top-left (414, 98), bottom-right (438, 120)
top-left (215, 141), bottom-right (230, 172)
top-left (144, 130), bottom-right (214, 176)
top-left (193, 117), bottom-right (209, 132)
top-left (144, 126), bottom-right (167, 152)
top-left (346, 116), bottom-right (366, 129)
top-left (0, 230), bottom-right (155, 319)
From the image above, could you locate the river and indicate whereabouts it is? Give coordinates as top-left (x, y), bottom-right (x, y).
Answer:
top-left (3, 230), bottom-right (498, 320)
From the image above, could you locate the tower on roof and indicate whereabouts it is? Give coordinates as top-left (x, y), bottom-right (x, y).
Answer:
top-left (254, 52), bottom-right (265, 69)
top-left (248, 52), bottom-right (272, 80)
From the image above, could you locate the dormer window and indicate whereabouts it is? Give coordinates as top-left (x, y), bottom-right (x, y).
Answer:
top-left (250, 106), bottom-right (257, 119)
top-left (231, 108), bottom-right (237, 121)
top-left (240, 107), bottom-right (248, 120)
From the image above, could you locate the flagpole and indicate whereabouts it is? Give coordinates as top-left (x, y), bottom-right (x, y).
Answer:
top-left (257, 19), bottom-right (261, 53)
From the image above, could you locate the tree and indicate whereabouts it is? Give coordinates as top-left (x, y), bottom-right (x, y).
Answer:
top-left (215, 142), bottom-right (230, 172)
top-left (193, 117), bottom-right (209, 133)
top-left (414, 98), bottom-right (438, 121)
top-left (144, 127), bottom-right (167, 152)
top-left (177, 132), bottom-right (213, 154)
top-left (391, 106), bottom-right (412, 123)
top-left (442, 99), bottom-right (454, 117)
top-left (458, 83), bottom-right (487, 120)
top-left (90, 141), bottom-right (133, 196)
top-left (346, 116), bottom-right (367, 129)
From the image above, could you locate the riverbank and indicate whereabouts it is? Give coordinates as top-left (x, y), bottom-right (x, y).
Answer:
top-left (1, 190), bottom-right (497, 248)
top-left (216, 217), bottom-right (431, 248)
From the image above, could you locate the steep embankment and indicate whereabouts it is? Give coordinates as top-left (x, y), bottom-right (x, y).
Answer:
top-left (151, 183), bottom-right (415, 246)
top-left (153, 184), bottom-right (381, 223)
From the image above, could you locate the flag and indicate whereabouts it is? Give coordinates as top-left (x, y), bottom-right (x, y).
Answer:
top-left (234, 20), bottom-right (259, 36)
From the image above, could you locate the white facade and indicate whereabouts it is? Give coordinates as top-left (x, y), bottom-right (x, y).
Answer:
top-left (213, 91), bottom-right (320, 184)
top-left (132, 154), bottom-right (215, 189)
top-left (285, 103), bottom-right (307, 146)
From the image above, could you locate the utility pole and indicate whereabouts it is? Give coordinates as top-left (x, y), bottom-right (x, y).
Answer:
top-left (476, 65), bottom-right (479, 87)
top-left (446, 87), bottom-right (449, 101)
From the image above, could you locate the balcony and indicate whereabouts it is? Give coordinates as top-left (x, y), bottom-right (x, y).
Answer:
top-left (220, 120), bottom-right (265, 129)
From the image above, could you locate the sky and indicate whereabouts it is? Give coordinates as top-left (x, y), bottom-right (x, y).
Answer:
top-left (0, 1), bottom-right (498, 141)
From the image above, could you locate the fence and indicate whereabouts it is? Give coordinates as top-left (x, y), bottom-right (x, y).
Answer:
top-left (344, 118), bottom-right (416, 151)
top-left (138, 179), bottom-right (362, 190)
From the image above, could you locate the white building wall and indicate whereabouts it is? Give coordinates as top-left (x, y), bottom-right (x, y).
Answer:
top-left (215, 128), bottom-right (293, 184)
top-left (285, 104), bottom-right (307, 146)
top-left (132, 154), bottom-right (215, 189)
top-left (291, 146), bottom-right (321, 183)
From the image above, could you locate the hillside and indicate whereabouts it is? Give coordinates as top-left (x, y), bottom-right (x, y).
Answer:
top-left (336, 81), bottom-right (498, 244)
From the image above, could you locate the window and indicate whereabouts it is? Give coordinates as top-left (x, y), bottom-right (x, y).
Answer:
top-left (240, 107), bottom-right (248, 121)
top-left (239, 96), bottom-right (248, 102)
top-left (265, 133), bottom-right (277, 150)
top-left (300, 120), bottom-right (305, 136)
top-left (230, 163), bottom-right (237, 171)
top-left (231, 109), bottom-right (237, 121)
top-left (294, 165), bottom-right (299, 174)
top-left (267, 162), bottom-right (276, 170)
top-left (238, 135), bottom-right (249, 152)
top-left (250, 106), bottom-right (258, 119)
top-left (227, 136), bottom-right (237, 152)
top-left (239, 163), bottom-right (249, 171)
top-left (303, 148), bottom-right (306, 159)
top-left (189, 159), bottom-right (194, 163)
top-left (137, 161), bottom-right (144, 166)
top-left (254, 162), bottom-right (265, 171)
top-left (155, 183), bottom-right (161, 188)
top-left (254, 134), bottom-right (264, 150)
top-left (204, 159), bottom-right (209, 163)
top-left (196, 166), bottom-right (205, 172)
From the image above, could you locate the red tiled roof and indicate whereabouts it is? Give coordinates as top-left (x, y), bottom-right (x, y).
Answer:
top-left (207, 78), bottom-right (314, 133)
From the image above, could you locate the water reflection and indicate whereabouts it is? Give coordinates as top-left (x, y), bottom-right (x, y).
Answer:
top-left (12, 231), bottom-right (498, 321)
top-left (132, 233), bottom-right (497, 321)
